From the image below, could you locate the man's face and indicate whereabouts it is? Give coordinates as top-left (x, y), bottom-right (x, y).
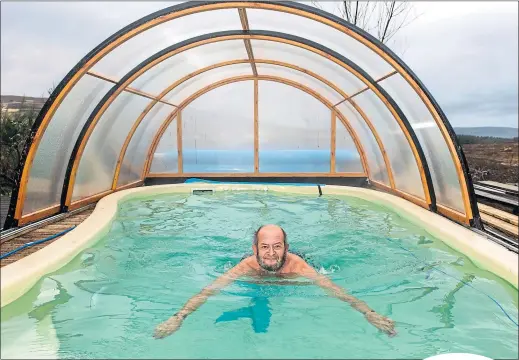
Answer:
top-left (253, 225), bottom-right (287, 272)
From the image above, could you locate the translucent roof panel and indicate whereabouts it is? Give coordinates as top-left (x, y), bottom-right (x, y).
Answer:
top-left (117, 103), bottom-right (176, 187)
top-left (182, 81), bottom-right (254, 173)
top-left (380, 75), bottom-right (465, 213)
top-left (337, 102), bottom-right (389, 184)
top-left (9, 2), bottom-right (480, 229)
top-left (251, 39), bottom-right (365, 96)
top-left (91, 8), bottom-right (243, 79)
top-left (72, 93), bottom-right (151, 202)
top-left (256, 63), bottom-right (344, 105)
top-left (128, 40), bottom-right (249, 96)
top-left (335, 116), bottom-right (364, 173)
top-left (247, 8), bottom-right (393, 79)
top-left (258, 80), bottom-right (332, 173)
top-left (353, 90), bottom-right (425, 199)
top-left (163, 62), bottom-right (253, 105)
top-left (150, 116), bottom-right (178, 174)
top-left (22, 75), bottom-right (113, 215)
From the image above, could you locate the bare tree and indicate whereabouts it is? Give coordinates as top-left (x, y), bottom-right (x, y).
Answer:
top-left (376, 1), bottom-right (417, 44)
top-left (338, 1), bottom-right (378, 32)
top-left (311, 1), bottom-right (420, 47)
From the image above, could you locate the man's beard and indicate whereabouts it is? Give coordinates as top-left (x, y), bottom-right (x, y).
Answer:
top-left (257, 250), bottom-right (287, 272)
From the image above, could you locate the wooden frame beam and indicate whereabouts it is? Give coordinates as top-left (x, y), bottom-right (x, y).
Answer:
top-left (238, 8), bottom-right (258, 76)
top-left (371, 180), bottom-right (429, 210)
top-left (373, 180), bottom-right (469, 224)
top-left (87, 71), bottom-right (177, 107)
top-left (331, 111), bottom-right (336, 173)
top-left (244, 40), bottom-right (258, 77)
top-left (177, 110), bottom-right (183, 174)
top-left (147, 172), bottom-right (366, 178)
top-left (437, 204), bottom-right (470, 225)
top-left (68, 181), bottom-right (142, 211)
top-left (69, 190), bottom-right (113, 212)
top-left (18, 205), bottom-right (61, 227)
top-left (254, 79), bottom-right (259, 173)
top-left (142, 75), bottom-right (371, 179)
top-left (333, 70), bottom-right (398, 108)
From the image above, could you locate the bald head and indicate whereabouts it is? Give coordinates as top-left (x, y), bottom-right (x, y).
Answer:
top-left (253, 224), bottom-right (287, 247)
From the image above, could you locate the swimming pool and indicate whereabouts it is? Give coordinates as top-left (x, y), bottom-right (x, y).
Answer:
top-left (1, 190), bottom-right (518, 359)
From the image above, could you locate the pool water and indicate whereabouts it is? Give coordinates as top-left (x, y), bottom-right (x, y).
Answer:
top-left (1, 191), bottom-right (518, 359)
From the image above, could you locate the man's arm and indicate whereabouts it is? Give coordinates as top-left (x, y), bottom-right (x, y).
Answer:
top-left (154, 261), bottom-right (250, 339)
top-left (298, 263), bottom-right (396, 336)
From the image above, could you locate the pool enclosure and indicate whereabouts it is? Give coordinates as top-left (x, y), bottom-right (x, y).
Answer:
top-left (4, 1), bottom-right (482, 229)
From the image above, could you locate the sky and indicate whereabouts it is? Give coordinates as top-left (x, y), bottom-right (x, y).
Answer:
top-left (1, 1), bottom-right (518, 128)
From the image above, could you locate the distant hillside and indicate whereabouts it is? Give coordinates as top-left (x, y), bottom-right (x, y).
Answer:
top-left (454, 127), bottom-right (518, 139)
top-left (1, 95), bottom-right (47, 113)
top-left (1, 95), bottom-right (47, 103)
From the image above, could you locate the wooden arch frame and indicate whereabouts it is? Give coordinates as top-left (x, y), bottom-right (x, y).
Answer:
top-left (141, 78), bottom-right (430, 211)
top-left (63, 32), bottom-right (434, 216)
top-left (5, 1), bottom-right (479, 229)
top-left (111, 58), bottom-right (396, 191)
top-left (66, 75), bottom-right (373, 212)
top-left (141, 75), bottom-right (370, 178)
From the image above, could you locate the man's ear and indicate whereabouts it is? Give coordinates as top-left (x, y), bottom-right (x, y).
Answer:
top-left (252, 244), bottom-right (258, 256)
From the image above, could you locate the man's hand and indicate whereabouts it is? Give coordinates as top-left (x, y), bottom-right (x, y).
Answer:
top-left (364, 311), bottom-right (396, 337)
top-left (153, 262), bottom-right (250, 339)
top-left (153, 314), bottom-right (184, 339)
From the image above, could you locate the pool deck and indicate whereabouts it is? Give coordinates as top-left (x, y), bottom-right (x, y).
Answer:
top-left (0, 208), bottom-right (94, 268)
top-left (1, 183), bottom-right (518, 307)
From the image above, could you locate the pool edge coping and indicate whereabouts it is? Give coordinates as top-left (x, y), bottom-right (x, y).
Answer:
top-left (1, 183), bottom-right (517, 308)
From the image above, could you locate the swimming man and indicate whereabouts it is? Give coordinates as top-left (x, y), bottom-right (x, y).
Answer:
top-left (154, 224), bottom-right (396, 338)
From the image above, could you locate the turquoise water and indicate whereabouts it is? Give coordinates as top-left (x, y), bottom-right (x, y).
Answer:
top-left (1, 191), bottom-right (518, 359)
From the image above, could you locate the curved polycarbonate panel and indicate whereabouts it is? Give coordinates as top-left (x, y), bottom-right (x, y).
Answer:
top-left (117, 103), bottom-right (176, 187)
top-left (256, 63), bottom-right (344, 104)
top-left (335, 117), bottom-right (364, 174)
top-left (91, 9), bottom-right (243, 79)
top-left (247, 8), bottom-right (393, 79)
top-left (129, 40), bottom-right (249, 96)
top-left (22, 75), bottom-right (113, 215)
top-left (336, 102), bottom-right (389, 184)
top-left (72, 93), bottom-right (151, 201)
top-left (353, 91), bottom-right (424, 198)
top-left (150, 117), bottom-right (178, 174)
top-left (182, 81), bottom-right (254, 173)
top-left (163, 62), bottom-right (252, 105)
top-left (251, 39), bottom-right (366, 96)
top-left (12, 2), bottom-right (478, 229)
top-left (258, 81), bottom-right (331, 173)
top-left (380, 75), bottom-right (464, 213)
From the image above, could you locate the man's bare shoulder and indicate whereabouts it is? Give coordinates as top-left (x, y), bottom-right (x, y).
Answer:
top-left (284, 252), bottom-right (312, 273)
top-left (287, 252), bottom-right (308, 265)
top-left (239, 256), bottom-right (260, 271)
top-left (288, 252), bottom-right (305, 262)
